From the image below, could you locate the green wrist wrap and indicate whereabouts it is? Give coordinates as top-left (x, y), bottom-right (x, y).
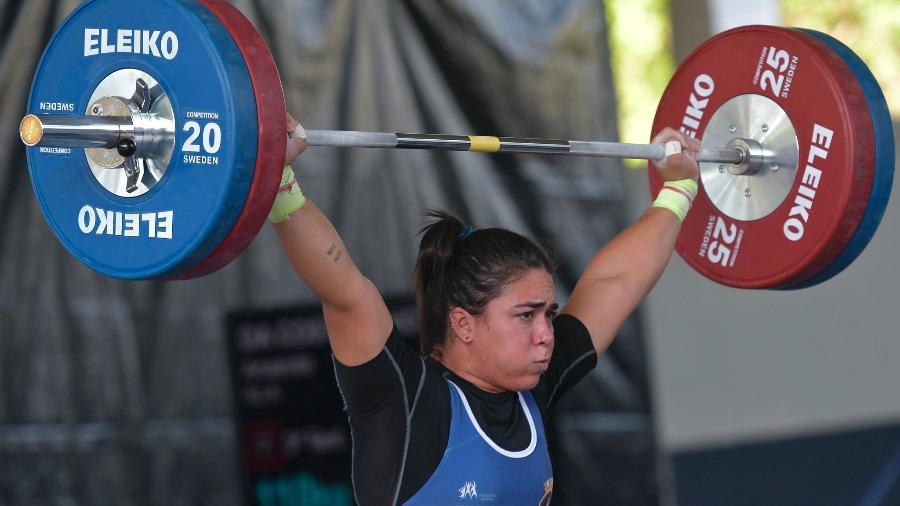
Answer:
top-left (651, 179), bottom-right (698, 222)
top-left (269, 166), bottom-right (307, 224)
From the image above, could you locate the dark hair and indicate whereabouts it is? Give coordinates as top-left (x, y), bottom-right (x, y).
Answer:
top-left (413, 209), bottom-right (555, 356)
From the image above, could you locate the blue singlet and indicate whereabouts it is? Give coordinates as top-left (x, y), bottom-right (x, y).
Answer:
top-left (404, 379), bottom-right (554, 505)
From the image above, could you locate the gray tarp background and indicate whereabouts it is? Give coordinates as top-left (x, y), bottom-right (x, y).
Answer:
top-left (0, 0), bottom-right (664, 504)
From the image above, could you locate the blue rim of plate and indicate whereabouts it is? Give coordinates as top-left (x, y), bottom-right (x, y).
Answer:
top-left (787, 29), bottom-right (894, 289)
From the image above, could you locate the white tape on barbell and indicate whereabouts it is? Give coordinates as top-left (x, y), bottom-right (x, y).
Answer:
top-left (665, 140), bottom-right (682, 157)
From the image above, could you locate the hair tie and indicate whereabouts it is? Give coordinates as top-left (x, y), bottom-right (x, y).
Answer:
top-left (457, 226), bottom-right (474, 239)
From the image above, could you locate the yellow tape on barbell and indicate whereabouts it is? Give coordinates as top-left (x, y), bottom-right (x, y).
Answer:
top-left (468, 136), bottom-right (501, 153)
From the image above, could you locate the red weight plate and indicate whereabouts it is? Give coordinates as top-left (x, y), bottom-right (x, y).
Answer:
top-left (649, 25), bottom-right (875, 289)
top-left (172, 0), bottom-right (287, 279)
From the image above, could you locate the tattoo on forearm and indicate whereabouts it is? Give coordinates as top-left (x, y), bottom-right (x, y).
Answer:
top-left (326, 244), bottom-right (344, 263)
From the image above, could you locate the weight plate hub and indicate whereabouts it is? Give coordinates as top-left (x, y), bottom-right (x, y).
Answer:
top-left (27, 0), bottom-right (259, 280)
top-left (700, 93), bottom-right (800, 222)
top-left (649, 25), bottom-right (876, 289)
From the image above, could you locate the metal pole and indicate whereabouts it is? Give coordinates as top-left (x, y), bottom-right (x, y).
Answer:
top-left (22, 115), bottom-right (748, 165)
top-left (303, 130), bottom-right (746, 164)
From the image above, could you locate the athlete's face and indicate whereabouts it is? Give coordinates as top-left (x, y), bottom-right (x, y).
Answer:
top-left (469, 268), bottom-right (557, 392)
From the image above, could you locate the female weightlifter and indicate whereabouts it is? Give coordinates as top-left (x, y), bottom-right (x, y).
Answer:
top-left (272, 114), bottom-right (699, 505)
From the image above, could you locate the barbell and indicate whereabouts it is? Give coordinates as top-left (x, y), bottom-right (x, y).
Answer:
top-left (19, 0), bottom-right (895, 288)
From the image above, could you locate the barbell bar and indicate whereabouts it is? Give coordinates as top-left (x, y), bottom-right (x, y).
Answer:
top-left (19, 0), bottom-right (894, 288)
top-left (22, 114), bottom-right (749, 164)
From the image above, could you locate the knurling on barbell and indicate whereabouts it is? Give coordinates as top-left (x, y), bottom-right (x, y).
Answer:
top-left (20, 0), bottom-right (894, 288)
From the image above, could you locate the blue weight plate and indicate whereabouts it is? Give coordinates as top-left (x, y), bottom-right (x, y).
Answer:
top-left (788, 29), bottom-right (895, 289)
top-left (27, 0), bottom-right (258, 280)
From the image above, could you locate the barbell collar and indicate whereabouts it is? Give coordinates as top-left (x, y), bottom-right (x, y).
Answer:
top-left (723, 138), bottom-right (765, 175)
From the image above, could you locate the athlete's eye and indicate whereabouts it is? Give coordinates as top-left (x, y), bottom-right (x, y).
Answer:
top-left (517, 311), bottom-right (534, 321)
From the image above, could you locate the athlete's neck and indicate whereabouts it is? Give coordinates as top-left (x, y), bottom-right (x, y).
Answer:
top-left (438, 355), bottom-right (505, 394)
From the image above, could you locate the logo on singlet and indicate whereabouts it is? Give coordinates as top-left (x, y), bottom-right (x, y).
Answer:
top-left (458, 481), bottom-right (478, 499)
top-left (539, 477), bottom-right (553, 506)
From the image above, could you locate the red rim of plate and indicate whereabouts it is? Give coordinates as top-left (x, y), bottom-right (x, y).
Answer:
top-left (172, 0), bottom-right (287, 279)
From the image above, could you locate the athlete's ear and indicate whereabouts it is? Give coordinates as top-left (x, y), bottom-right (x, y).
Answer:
top-left (448, 307), bottom-right (475, 344)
